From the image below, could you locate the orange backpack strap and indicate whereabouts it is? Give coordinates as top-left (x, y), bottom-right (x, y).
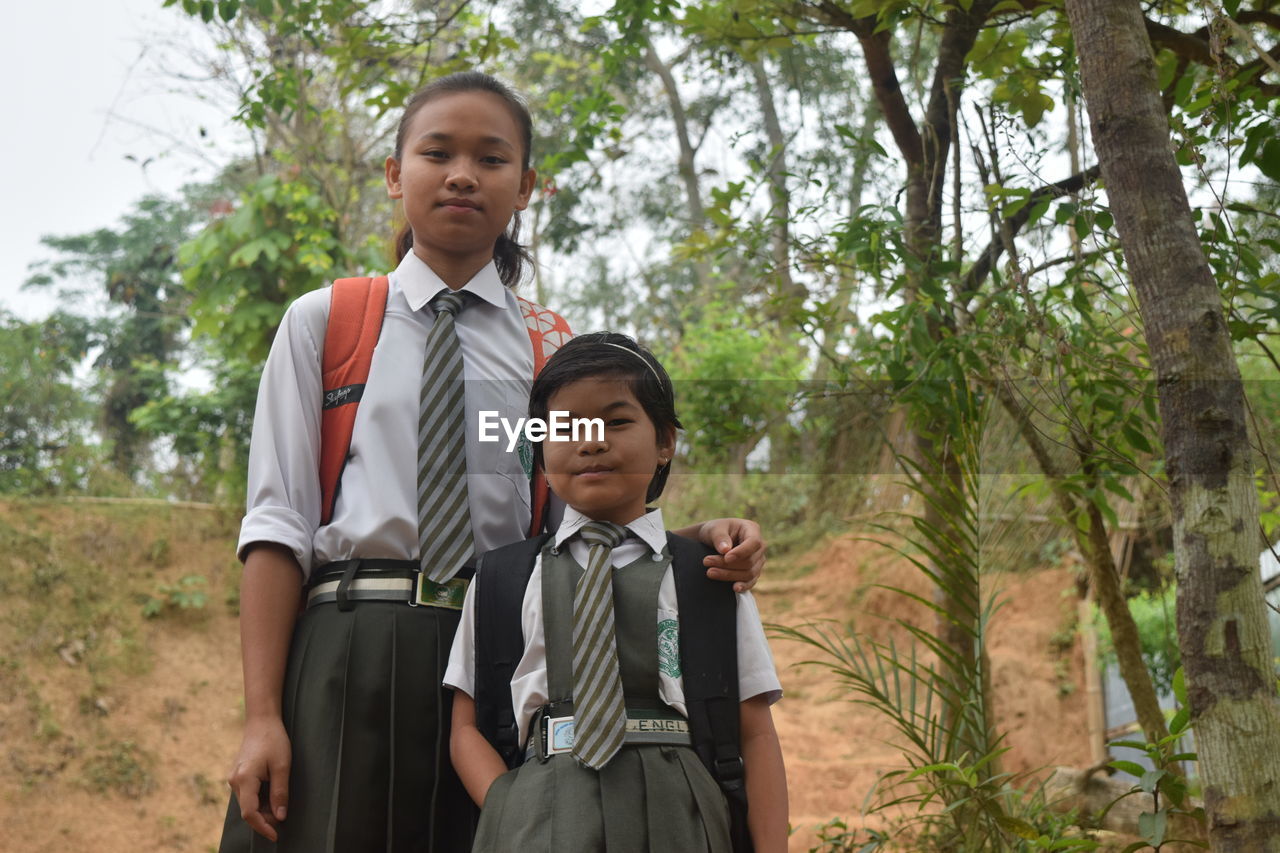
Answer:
top-left (517, 295), bottom-right (574, 536)
top-left (319, 276), bottom-right (389, 526)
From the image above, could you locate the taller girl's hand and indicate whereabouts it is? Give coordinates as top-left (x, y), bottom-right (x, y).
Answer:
top-left (227, 715), bottom-right (292, 841)
top-left (697, 517), bottom-right (766, 592)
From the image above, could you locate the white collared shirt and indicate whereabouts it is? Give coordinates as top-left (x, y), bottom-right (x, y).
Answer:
top-left (443, 507), bottom-right (782, 747)
top-left (238, 252), bottom-right (542, 579)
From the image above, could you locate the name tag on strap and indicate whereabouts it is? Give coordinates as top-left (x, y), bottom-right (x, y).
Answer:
top-left (534, 713), bottom-right (692, 759)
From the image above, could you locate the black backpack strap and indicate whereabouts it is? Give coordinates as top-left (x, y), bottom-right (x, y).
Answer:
top-left (667, 532), bottom-right (754, 853)
top-left (473, 533), bottom-right (551, 769)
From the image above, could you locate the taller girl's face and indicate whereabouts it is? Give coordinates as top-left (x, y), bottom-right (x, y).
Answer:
top-left (541, 378), bottom-right (676, 526)
top-left (386, 90), bottom-right (536, 278)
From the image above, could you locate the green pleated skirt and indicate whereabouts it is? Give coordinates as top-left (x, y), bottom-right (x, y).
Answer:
top-left (219, 601), bottom-right (476, 853)
top-left (472, 744), bottom-right (731, 853)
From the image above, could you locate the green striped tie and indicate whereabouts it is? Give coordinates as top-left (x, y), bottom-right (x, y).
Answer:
top-left (418, 290), bottom-right (475, 584)
top-left (572, 520), bottom-right (629, 769)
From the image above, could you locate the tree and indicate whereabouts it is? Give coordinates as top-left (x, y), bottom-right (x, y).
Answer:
top-left (26, 194), bottom-right (204, 480)
top-left (0, 311), bottom-right (96, 494)
top-left (1065, 0), bottom-right (1280, 847)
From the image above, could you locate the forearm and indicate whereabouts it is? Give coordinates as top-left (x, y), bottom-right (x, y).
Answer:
top-left (450, 693), bottom-right (509, 806)
top-left (672, 522), bottom-right (701, 540)
top-left (239, 543), bottom-right (303, 721)
top-left (741, 697), bottom-right (788, 853)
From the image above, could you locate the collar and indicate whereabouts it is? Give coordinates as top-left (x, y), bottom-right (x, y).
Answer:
top-left (554, 506), bottom-right (667, 555)
top-left (393, 251), bottom-right (507, 312)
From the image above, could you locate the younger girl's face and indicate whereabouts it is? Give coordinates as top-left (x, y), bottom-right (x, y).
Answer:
top-left (541, 378), bottom-right (675, 526)
top-left (386, 90), bottom-right (536, 277)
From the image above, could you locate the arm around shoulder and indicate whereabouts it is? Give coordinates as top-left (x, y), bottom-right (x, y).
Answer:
top-left (740, 694), bottom-right (788, 853)
top-left (673, 518), bottom-right (766, 592)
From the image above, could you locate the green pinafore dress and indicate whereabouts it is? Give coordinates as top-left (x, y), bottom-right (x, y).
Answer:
top-left (472, 545), bottom-right (732, 853)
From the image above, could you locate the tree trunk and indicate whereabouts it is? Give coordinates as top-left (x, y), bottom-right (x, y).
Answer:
top-left (1066, 1), bottom-right (1280, 847)
top-left (642, 38), bottom-right (713, 295)
top-left (745, 58), bottom-right (800, 311)
top-left (821, 0), bottom-right (998, 754)
top-left (992, 381), bottom-right (1174, 749)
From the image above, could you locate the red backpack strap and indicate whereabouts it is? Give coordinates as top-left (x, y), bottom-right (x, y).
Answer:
top-left (319, 276), bottom-right (389, 526)
top-left (516, 296), bottom-right (574, 536)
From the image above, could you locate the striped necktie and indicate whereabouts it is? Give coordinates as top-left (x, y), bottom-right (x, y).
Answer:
top-left (572, 520), bottom-right (629, 769)
top-left (417, 289), bottom-right (475, 584)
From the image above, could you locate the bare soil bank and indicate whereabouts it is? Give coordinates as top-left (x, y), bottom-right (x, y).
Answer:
top-left (0, 501), bottom-right (1091, 852)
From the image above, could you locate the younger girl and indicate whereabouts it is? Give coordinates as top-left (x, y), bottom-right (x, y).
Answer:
top-left (220, 73), bottom-right (766, 852)
top-left (446, 333), bottom-right (788, 852)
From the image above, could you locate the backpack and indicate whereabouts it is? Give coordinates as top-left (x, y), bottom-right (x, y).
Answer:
top-left (473, 532), bottom-right (753, 853)
top-left (317, 276), bottom-right (573, 533)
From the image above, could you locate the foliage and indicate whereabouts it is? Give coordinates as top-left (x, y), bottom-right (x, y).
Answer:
top-left (662, 307), bottom-right (806, 471)
top-left (182, 173), bottom-right (384, 361)
top-left (0, 311), bottom-right (98, 495)
top-left (25, 194), bottom-right (206, 479)
top-left (82, 740), bottom-right (157, 799)
top-left (1094, 585), bottom-right (1181, 696)
top-left (806, 818), bottom-right (889, 852)
top-left (1104, 670), bottom-right (1206, 851)
top-left (141, 575), bottom-right (210, 619)
top-left (775, 387), bottom-right (1095, 850)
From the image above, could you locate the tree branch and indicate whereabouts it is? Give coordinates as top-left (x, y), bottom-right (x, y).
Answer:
top-left (958, 164), bottom-right (1102, 305)
top-left (806, 1), bottom-right (924, 165)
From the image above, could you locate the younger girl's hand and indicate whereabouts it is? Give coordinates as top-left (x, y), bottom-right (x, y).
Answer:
top-left (227, 715), bottom-right (292, 841)
top-left (699, 518), bottom-right (766, 592)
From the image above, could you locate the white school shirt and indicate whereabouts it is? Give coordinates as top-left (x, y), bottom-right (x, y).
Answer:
top-left (238, 251), bottom-right (542, 580)
top-left (443, 506), bottom-right (783, 748)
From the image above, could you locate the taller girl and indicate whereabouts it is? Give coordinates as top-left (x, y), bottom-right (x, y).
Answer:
top-left (219, 72), bottom-right (765, 852)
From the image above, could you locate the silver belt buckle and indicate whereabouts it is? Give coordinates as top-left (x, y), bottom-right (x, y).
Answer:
top-left (543, 715), bottom-right (575, 756)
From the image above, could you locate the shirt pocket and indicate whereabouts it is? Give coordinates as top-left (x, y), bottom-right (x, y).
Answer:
top-left (493, 376), bottom-right (533, 511)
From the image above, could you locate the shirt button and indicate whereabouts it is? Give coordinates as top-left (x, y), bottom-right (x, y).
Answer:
top-left (651, 553), bottom-right (663, 561)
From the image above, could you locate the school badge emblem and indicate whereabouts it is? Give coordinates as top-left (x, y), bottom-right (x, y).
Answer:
top-left (658, 619), bottom-right (681, 678)
top-left (517, 433), bottom-right (534, 479)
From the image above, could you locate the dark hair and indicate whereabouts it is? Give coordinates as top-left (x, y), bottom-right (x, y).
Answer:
top-left (529, 332), bottom-right (682, 503)
top-left (391, 71), bottom-right (534, 288)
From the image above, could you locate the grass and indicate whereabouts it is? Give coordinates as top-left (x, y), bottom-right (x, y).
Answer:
top-left (82, 740), bottom-right (156, 799)
top-left (0, 498), bottom-right (237, 795)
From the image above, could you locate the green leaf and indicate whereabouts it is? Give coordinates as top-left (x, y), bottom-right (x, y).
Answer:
top-left (1138, 768), bottom-right (1166, 794)
top-left (1109, 759), bottom-right (1147, 777)
top-left (1138, 809), bottom-right (1168, 846)
top-left (994, 812), bottom-right (1039, 839)
top-left (1258, 138), bottom-right (1280, 182)
top-left (1121, 422), bottom-right (1154, 455)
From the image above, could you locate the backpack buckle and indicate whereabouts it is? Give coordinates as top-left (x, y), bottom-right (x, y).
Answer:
top-left (714, 755), bottom-right (745, 783)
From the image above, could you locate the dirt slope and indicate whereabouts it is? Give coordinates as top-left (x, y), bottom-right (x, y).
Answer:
top-left (0, 500), bottom-right (1091, 852)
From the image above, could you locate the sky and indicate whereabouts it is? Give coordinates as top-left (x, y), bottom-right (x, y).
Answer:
top-left (0, 0), bottom-right (238, 321)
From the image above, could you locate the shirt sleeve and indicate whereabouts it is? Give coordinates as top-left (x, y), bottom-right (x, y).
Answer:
top-left (236, 290), bottom-right (329, 579)
top-left (657, 574), bottom-right (783, 713)
top-left (443, 580), bottom-right (479, 697)
top-left (736, 591), bottom-right (783, 705)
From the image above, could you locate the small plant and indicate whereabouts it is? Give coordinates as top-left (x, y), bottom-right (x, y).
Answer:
top-left (147, 536), bottom-right (171, 566)
top-left (142, 574), bottom-right (208, 618)
top-left (777, 389), bottom-right (1100, 851)
top-left (807, 818), bottom-right (888, 852)
top-left (83, 740), bottom-right (155, 799)
top-left (1103, 669), bottom-right (1206, 851)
